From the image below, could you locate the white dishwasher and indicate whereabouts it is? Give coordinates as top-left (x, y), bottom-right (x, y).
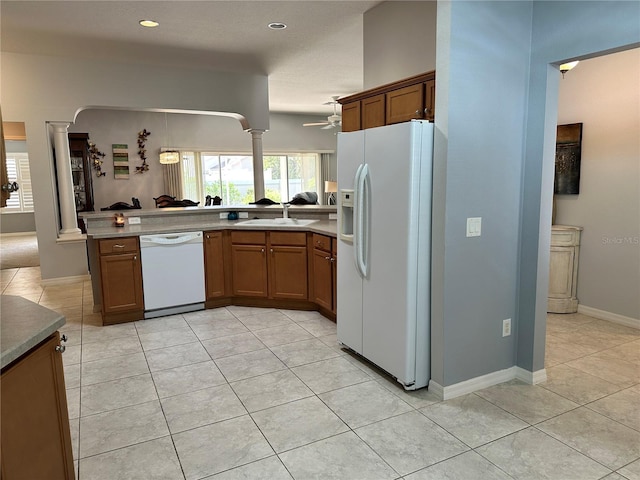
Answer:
top-left (139, 231), bottom-right (205, 319)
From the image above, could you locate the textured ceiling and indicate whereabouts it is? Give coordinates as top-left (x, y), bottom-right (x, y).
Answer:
top-left (1, 0), bottom-right (381, 117)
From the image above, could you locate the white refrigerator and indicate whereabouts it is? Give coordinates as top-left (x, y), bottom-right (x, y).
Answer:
top-left (337, 120), bottom-right (433, 390)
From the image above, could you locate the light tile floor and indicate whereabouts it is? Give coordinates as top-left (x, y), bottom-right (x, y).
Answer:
top-left (2, 266), bottom-right (639, 480)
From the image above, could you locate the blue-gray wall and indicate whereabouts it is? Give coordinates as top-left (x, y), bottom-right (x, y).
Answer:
top-left (432, 1), bottom-right (533, 386)
top-left (518, 1), bottom-right (640, 372)
top-left (433, 0), bottom-right (639, 387)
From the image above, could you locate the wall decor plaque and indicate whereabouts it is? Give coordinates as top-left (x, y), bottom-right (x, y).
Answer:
top-left (112, 144), bottom-right (129, 179)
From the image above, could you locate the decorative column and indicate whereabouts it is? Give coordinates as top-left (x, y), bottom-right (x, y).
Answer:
top-left (250, 129), bottom-right (265, 201)
top-left (51, 122), bottom-right (82, 237)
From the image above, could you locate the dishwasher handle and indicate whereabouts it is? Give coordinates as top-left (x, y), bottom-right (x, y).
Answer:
top-left (140, 231), bottom-right (203, 247)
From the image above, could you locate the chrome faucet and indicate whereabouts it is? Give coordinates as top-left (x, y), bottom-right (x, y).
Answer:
top-left (282, 202), bottom-right (290, 219)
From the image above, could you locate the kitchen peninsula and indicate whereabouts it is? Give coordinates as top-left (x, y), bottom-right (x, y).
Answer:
top-left (1, 296), bottom-right (74, 479)
top-left (80, 205), bottom-right (338, 326)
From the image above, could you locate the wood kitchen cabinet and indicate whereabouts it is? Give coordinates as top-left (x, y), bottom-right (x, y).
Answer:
top-left (311, 233), bottom-right (337, 317)
top-left (230, 231), bottom-right (269, 297)
top-left (339, 71), bottom-right (435, 131)
top-left (269, 231), bottom-right (308, 300)
top-left (362, 94), bottom-right (386, 130)
top-left (204, 230), bottom-right (227, 299)
top-left (341, 101), bottom-right (361, 132)
top-left (230, 230), bottom-right (308, 300)
top-left (1, 332), bottom-right (75, 479)
top-left (98, 236), bottom-right (144, 324)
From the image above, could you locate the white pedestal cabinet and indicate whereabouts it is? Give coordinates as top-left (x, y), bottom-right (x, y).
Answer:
top-left (548, 225), bottom-right (582, 313)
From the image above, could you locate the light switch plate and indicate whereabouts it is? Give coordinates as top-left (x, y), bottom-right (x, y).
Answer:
top-left (466, 217), bottom-right (482, 237)
top-left (128, 217), bottom-right (141, 225)
top-left (238, 212), bottom-right (249, 218)
top-left (329, 213), bottom-right (338, 220)
top-left (219, 212), bottom-right (227, 219)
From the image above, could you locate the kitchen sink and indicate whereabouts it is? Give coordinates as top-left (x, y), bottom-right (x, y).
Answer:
top-left (236, 218), bottom-right (317, 227)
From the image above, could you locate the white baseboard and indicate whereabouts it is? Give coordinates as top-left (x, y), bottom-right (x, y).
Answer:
top-left (41, 274), bottom-right (90, 286)
top-left (515, 366), bottom-right (547, 384)
top-left (578, 304), bottom-right (640, 330)
top-left (428, 365), bottom-right (545, 400)
top-left (0, 231), bottom-right (37, 237)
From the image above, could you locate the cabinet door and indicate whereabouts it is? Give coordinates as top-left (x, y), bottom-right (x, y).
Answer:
top-left (204, 231), bottom-right (226, 299)
top-left (269, 245), bottom-right (308, 300)
top-left (424, 78), bottom-right (436, 121)
top-left (341, 101), bottom-right (361, 132)
top-left (548, 246), bottom-right (576, 298)
top-left (1, 332), bottom-right (75, 480)
top-left (100, 252), bottom-right (144, 313)
top-left (386, 84), bottom-right (424, 124)
top-left (362, 94), bottom-right (386, 130)
top-left (312, 247), bottom-right (332, 310)
top-left (231, 244), bottom-right (268, 297)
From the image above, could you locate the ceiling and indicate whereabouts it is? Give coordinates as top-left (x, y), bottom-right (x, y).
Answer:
top-left (1, 0), bottom-right (381, 118)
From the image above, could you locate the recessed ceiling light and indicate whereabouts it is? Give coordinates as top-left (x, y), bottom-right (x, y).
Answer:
top-left (139, 19), bottom-right (159, 28)
top-left (268, 22), bottom-right (287, 30)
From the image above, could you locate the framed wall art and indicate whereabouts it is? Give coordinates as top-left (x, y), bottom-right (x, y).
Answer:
top-left (554, 123), bottom-right (583, 195)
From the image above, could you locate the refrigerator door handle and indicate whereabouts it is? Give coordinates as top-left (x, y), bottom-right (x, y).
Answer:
top-left (353, 163), bottom-right (364, 277)
top-left (361, 163), bottom-right (371, 277)
top-left (354, 163), bottom-right (369, 278)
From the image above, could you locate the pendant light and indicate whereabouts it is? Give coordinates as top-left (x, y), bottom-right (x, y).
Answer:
top-left (159, 113), bottom-right (180, 164)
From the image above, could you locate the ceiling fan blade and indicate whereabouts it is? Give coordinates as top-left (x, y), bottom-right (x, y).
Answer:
top-left (303, 122), bottom-right (330, 127)
top-left (321, 124), bottom-right (336, 130)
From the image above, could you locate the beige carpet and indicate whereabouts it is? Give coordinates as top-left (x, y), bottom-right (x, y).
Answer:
top-left (0, 234), bottom-right (40, 269)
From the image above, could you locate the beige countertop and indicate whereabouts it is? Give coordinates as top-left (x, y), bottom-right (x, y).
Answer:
top-left (81, 205), bottom-right (338, 239)
top-left (1, 296), bottom-right (66, 369)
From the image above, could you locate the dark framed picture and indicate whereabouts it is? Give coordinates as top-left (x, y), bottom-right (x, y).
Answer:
top-left (554, 123), bottom-right (583, 195)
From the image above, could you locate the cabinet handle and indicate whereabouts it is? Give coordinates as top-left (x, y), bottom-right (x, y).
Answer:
top-left (206, 234), bottom-right (210, 239)
top-left (330, 257), bottom-right (335, 263)
top-left (55, 345), bottom-right (66, 353)
top-left (133, 255), bottom-right (137, 261)
top-left (270, 248), bottom-right (274, 254)
top-left (325, 256), bottom-right (331, 261)
top-left (261, 248), bottom-right (265, 253)
top-left (415, 109), bottom-right (423, 117)
top-left (60, 334), bottom-right (68, 343)
top-left (424, 107), bottom-right (431, 115)
top-left (113, 244), bottom-right (125, 249)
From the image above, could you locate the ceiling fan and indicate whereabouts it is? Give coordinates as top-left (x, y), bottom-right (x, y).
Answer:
top-left (303, 96), bottom-right (342, 129)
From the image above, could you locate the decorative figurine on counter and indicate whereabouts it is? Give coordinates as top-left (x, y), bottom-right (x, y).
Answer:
top-left (114, 213), bottom-right (126, 227)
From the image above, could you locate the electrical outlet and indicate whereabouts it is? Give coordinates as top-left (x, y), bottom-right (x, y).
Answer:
top-left (127, 217), bottom-right (141, 225)
top-left (238, 212), bottom-right (249, 218)
top-left (329, 213), bottom-right (338, 220)
top-left (502, 318), bottom-right (511, 337)
top-left (219, 212), bottom-right (227, 219)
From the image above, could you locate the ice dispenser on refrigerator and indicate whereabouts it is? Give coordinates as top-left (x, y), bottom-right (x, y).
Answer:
top-left (339, 189), bottom-right (354, 242)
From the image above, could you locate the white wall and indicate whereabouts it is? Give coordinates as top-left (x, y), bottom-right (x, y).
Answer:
top-left (69, 110), bottom-right (337, 211)
top-left (556, 49), bottom-right (639, 319)
top-left (363, 1), bottom-right (437, 89)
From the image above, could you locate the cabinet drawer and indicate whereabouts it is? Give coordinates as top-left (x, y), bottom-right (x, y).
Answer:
top-left (312, 234), bottom-right (331, 252)
top-left (99, 237), bottom-right (138, 255)
top-left (270, 231), bottom-right (307, 246)
top-left (231, 230), bottom-right (266, 245)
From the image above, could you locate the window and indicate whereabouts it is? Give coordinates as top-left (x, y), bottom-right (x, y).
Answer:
top-left (2, 153), bottom-right (34, 213)
top-left (180, 151), bottom-right (320, 204)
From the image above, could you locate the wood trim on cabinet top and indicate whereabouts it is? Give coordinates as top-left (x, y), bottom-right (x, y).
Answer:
top-left (338, 71), bottom-right (435, 105)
